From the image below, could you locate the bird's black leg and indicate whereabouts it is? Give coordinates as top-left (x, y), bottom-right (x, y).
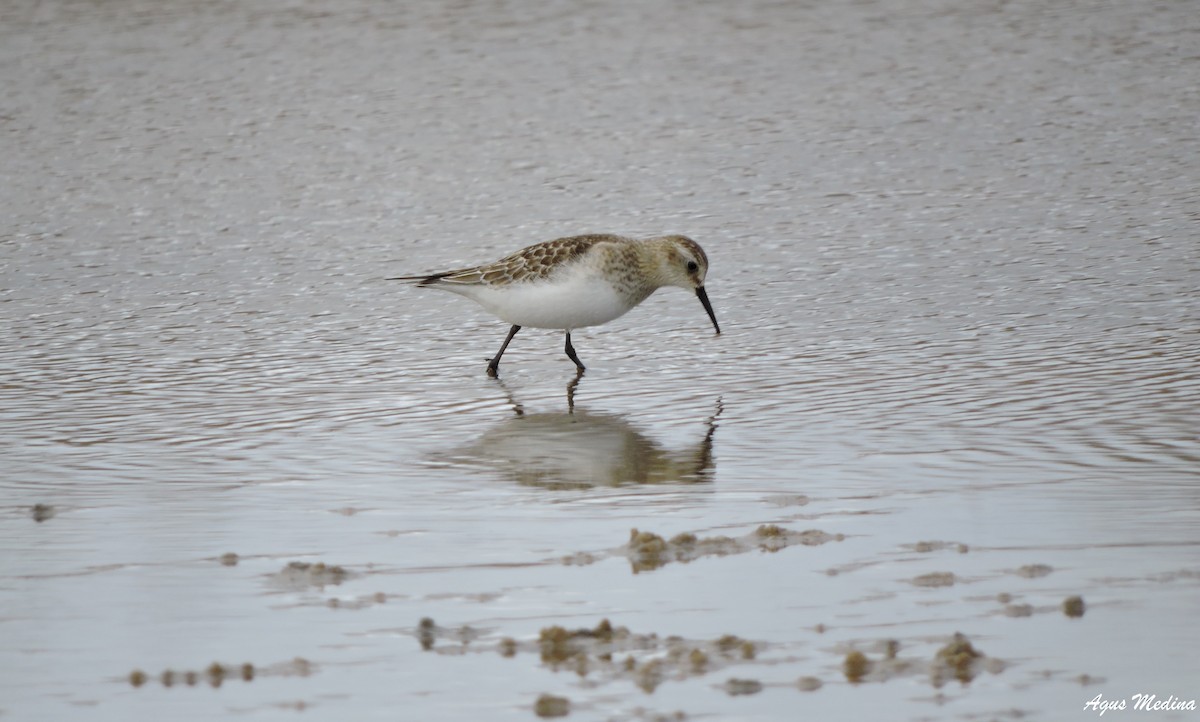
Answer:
top-left (487, 325), bottom-right (521, 377)
top-left (564, 331), bottom-right (586, 372)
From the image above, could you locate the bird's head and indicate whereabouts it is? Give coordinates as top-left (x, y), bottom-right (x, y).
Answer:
top-left (654, 235), bottom-right (720, 335)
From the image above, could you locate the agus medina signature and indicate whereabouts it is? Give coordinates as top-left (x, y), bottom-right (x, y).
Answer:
top-left (1085, 693), bottom-right (1197, 716)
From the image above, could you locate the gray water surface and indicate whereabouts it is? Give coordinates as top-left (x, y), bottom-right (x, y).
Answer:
top-left (2, 0), bottom-right (1198, 720)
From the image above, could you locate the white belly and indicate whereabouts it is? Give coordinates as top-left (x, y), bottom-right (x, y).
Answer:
top-left (453, 276), bottom-right (645, 330)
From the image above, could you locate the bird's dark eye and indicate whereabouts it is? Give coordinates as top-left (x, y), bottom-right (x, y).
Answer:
top-left (686, 260), bottom-right (699, 273)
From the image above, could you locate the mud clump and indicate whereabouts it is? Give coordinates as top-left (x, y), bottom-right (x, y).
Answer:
top-left (715, 634), bottom-right (756, 660)
top-left (561, 551), bottom-right (596, 566)
top-left (32, 504), bottom-right (56, 522)
top-left (933, 633), bottom-right (984, 684)
top-left (326, 591), bottom-right (389, 611)
top-left (628, 658), bottom-right (660, 692)
top-left (219, 552), bottom-right (239, 567)
top-left (539, 619), bottom-right (626, 666)
top-left (499, 637), bottom-right (518, 658)
top-left (520, 620), bottom-right (768, 693)
top-left (283, 657), bottom-right (314, 677)
top-left (1017, 564), bottom-right (1053, 578)
top-left (755, 525), bottom-right (842, 551)
top-left (625, 526), bottom-right (842, 572)
top-left (843, 650), bottom-right (870, 682)
top-left (669, 532), bottom-right (698, 546)
top-left (810, 635), bottom-right (1006, 689)
top-left (723, 678), bottom-right (763, 696)
top-left (534, 693), bottom-right (570, 717)
top-left (271, 561), bottom-right (354, 590)
top-left (591, 618), bottom-right (616, 642)
top-left (133, 660), bottom-right (270, 688)
top-left (627, 530), bottom-right (674, 572)
top-left (765, 493), bottom-right (810, 507)
top-left (912, 572), bottom-right (957, 588)
top-left (418, 617), bottom-right (437, 650)
top-left (367, 618), bottom-right (771, 696)
top-left (1063, 595), bottom-right (1086, 618)
top-left (909, 540), bottom-right (969, 554)
top-left (539, 626), bottom-right (575, 664)
top-left (796, 676), bottom-right (823, 691)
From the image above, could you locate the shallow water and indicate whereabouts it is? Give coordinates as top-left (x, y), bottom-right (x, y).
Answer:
top-left (2, 0), bottom-right (1198, 720)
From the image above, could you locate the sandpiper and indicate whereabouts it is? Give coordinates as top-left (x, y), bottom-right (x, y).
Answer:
top-left (389, 234), bottom-right (720, 376)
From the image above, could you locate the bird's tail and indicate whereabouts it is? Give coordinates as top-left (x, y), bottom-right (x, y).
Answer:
top-left (385, 272), bottom-right (452, 287)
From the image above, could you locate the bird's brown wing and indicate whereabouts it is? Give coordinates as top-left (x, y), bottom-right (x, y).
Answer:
top-left (390, 234), bottom-right (624, 287)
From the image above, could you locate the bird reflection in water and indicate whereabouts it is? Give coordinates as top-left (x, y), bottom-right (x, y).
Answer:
top-left (450, 371), bottom-right (720, 489)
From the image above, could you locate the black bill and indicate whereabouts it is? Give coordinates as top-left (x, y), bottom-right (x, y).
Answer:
top-left (696, 286), bottom-right (720, 335)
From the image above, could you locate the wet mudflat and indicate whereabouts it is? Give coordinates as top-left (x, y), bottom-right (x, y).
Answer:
top-left (2, 0), bottom-right (1198, 720)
